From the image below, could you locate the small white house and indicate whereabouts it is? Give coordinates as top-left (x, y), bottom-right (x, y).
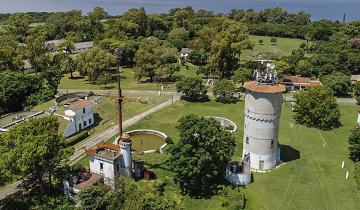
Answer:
top-left (63, 99), bottom-right (94, 137)
top-left (180, 48), bottom-right (192, 57)
top-left (357, 110), bottom-right (360, 126)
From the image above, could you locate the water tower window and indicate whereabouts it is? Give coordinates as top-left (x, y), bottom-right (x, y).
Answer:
top-left (271, 140), bottom-right (274, 145)
top-left (100, 162), bottom-right (103, 171)
top-left (246, 136), bottom-right (249, 144)
top-left (83, 108), bottom-right (86, 114)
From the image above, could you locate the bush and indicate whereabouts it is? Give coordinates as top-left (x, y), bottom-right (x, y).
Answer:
top-left (176, 77), bottom-right (208, 101)
top-left (213, 80), bottom-right (237, 103)
top-left (66, 131), bottom-right (89, 146)
top-left (355, 162), bottom-right (360, 191)
top-left (258, 39), bottom-right (264, 45)
top-left (349, 127), bottom-right (360, 162)
top-left (322, 72), bottom-right (351, 96)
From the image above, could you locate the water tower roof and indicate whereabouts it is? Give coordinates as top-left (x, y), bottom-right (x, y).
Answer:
top-left (243, 81), bottom-right (285, 93)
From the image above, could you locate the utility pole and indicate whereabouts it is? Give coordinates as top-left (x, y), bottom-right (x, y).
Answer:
top-left (115, 48), bottom-right (123, 137)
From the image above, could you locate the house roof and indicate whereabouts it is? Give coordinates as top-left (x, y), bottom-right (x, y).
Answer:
top-left (282, 76), bottom-right (322, 87)
top-left (351, 75), bottom-right (360, 81)
top-left (67, 99), bottom-right (92, 111)
top-left (84, 142), bottom-right (121, 159)
top-left (180, 48), bottom-right (192, 54)
top-left (283, 76), bottom-right (311, 84)
top-left (74, 41), bottom-right (93, 50)
top-left (243, 81), bottom-right (286, 93)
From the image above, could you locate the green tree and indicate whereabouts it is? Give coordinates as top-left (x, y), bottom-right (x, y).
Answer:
top-left (348, 128), bottom-right (360, 162)
top-left (296, 59), bottom-right (313, 77)
top-left (232, 67), bottom-right (252, 86)
top-left (166, 28), bottom-right (189, 50)
top-left (0, 35), bottom-right (23, 71)
top-left (76, 47), bottom-right (116, 82)
top-left (96, 72), bottom-right (112, 88)
top-left (76, 184), bottom-right (108, 210)
top-left (176, 77), bottom-right (207, 101)
top-left (41, 67), bottom-right (63, 95)
top-left (206, 18), bottom-right (251, 78)
top-left (63, 56), bottom-right (77, 78)
top-left (274, 60), bottom-right (290, 77)
top-left (169, 114), bottom-right (236, 196)
top-left (354, 82), bottom-right (360, 104)
top-left (322, 72), bottom-right (351, 96)
top-left (23, 34), bottom-right (50, 73)
top-left (293, 86), bottom-right (341, 130)
top-left (213, 79), bottom-right (237, 103)
top-left (135, 39), bottom-right (178, 82)
top-left (122, 7), bottom-right (147, 36)
top-left (0, 116), bottom-right (74, 190)
top-left (5, 13), bottom-right (33, 40)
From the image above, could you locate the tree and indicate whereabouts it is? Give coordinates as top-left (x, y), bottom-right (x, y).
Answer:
top-left (5, 13), bottom-right (33, 40)
top-left (41, 67), bottom-right (63, 95)
top-left (295, 59), bottom-right (313, 77)
top-left (135, 39), bottom-right (178, 82)
top-left (213, 79), bottom-right (237, 103)
top-left (23, 34), bottom-right (50, 73)
top-left (270, 37), bottom-right (277, 45)
top-left (166, 28), bottom-right (189, 50)
top-left (176, 77), bottom-right (207, 101)
top-left (63, 56), bottom-right (77, 78)
top-left (76, 47), bottom-right (116, 82)
top-left (169, 114), bottom-right (236, 196)
top-left (293, 86), bottom-right (341, 130)
top-left (232, 67), bottom-right (252, 86)
top-left (0, 116), bottom-right (74, 190)
top-left (348, 128), bottom-right (360, 162)
top-left (206, 18), bottom-right (251, 78)
top-left (122, 7), bottom-right (147, 36)
top-left (354, 82), bottom-right (360, 104)
top-left (96, 72), bottom-right (112, 88)
top-left (108, 176), bottom-right (181, 210)
top-left (0, 35), bottom-right (23, 71)
top-left (274, 60), bottom-right (290, 77)
top-left (76, 184), bottom-right (108, 210)
top-left (322, 72), bottom-right (351, 96)
top-left (259, 39), bottom-right (264, 45)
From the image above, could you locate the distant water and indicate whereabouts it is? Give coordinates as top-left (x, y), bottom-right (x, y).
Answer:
top-left (0, 0), bottom-right (359, 21)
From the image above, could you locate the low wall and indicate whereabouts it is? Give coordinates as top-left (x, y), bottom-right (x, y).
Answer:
top-left (204, 116), bottom-right (237, 134)
top-left (126, 129), bottom-right (168, 154)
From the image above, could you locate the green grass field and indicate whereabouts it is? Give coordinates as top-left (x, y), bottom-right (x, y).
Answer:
top-left (241, 35), bottom-right (307, 62)
top-left (121, 100), bottom-right (360, 210)
top-left (59, 63), bottom-right (200, 91)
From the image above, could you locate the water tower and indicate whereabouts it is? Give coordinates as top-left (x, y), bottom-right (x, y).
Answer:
top-left (242, 61), bottom-right (285, 171)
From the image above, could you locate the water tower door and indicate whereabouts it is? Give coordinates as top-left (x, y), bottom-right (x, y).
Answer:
top-left (259, 160), bottom-right (264, 170)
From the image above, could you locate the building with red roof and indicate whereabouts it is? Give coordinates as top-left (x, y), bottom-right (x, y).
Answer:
top-left (281, 76), bottom-right (322, 91)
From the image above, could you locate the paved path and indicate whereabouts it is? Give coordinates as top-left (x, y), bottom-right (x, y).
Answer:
top-left (283, 95), bottom-right (357, 104)
top-left (58, 89), bottom-right (177, 96)
top-left (0, 94), bottom-right (181, 200)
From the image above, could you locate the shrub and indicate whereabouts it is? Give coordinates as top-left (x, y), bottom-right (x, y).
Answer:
top-left (258, 39), bottom-right (264, 45)
top-left (66, 131), bottom-right (89, 146)
top-left (355, 162), bottom-right (360, 191)
top-left (176, 77), bottom-right (208, 101)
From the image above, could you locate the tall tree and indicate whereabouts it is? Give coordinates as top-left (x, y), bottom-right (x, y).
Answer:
top-left (5, 13), bottom-right (33, 40)
top-left (166, 27), bottom-right (189, 50)
top-left (176, 77), bottom-right (207, 101)
top-left (213, 79), bottom-right (237, 103)
top-left (122, 7), bottom-right (147, 36)
top-left (169, 114), bottom-right (235, 196)
top-left (322, 72), bottom-right (351, 96)
top-left (76, 47), bottom-right (116, 82)
top-left (293, 86), bottom-right (341, 130)
top-left (0, 116), bottom-right (74, 190)
top-left (23, 34), bottom-right (50, 73)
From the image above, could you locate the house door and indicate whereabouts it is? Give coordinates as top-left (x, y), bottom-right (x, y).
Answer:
top-left (259, 160), bottom-right (264, 170)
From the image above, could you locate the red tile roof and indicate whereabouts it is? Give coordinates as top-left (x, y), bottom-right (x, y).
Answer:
top-left (243, 81), bottom-right (286, 93)
top-left (67, 99), bottom-right (92, 110)
top-left (84, 142), bottom-right (121, 156)
top-left (283, 76), bottom-right (311, 84)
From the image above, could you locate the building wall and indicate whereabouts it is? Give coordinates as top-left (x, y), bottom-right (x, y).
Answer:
top-left (89, 155), bottom-right (125, 188)
top-left (63, 105), bottom-right (94, 137)
top-left (243, 90), bottom-right (282, 170)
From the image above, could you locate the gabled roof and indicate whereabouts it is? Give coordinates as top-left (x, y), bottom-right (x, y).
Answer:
top-left (283, 76), bottom-right (311, 84)
top-left (67, 99), bottom-right (92, 111)
top-left (180, 48), bottom-right (192, 54)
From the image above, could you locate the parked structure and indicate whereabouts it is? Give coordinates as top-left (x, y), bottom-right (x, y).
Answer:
top-left (63, 99), bottom-right (94, 137)
top-left (351, 75), bottom-right (360, 85)
top-left (243, 62), bottom-right (285, 170)
top-left (281, 76), bottom-right (322, 91)
top-left (180, 48), bottom-right (192, 57)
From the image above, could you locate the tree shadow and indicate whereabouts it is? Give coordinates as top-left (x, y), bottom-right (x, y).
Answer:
top-left (180, 95), bottom-right (210, 103)
top-left (280, 144), bottom-right (300, 162)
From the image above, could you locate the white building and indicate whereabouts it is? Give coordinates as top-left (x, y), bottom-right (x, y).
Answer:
top-left (242, 62), bottom-right (286, 171)
top-left (64, 134), bottom-right (134, 196)
top-left (180, 48), bottom-right (192, 57)
top-left (63, 99), bottom-right (94, 137)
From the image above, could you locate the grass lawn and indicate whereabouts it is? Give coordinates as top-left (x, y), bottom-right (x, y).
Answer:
top-left (242, 35), bottom-right (308, 62)
top-left (119, 99), bottom-right (360, 209)
top-left (59, 63), bottom-right (200, 91)
top-left (30, 93), bottom-right (169, 137)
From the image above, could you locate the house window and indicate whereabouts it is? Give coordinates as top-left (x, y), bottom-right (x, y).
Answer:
top-left (246, 136), bottom-right (249, 144)
top-left (89, 118), bottom-right (92, 124)
top-left (100, 163), bottom-right (103, 171)
top-left (116, 163), bottom-right (120, 172)
top-left (84, 121), bottom-right (87, 127)
top-left (83, 108), bottom-right (86, 114)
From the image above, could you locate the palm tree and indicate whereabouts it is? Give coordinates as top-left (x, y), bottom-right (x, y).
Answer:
top-left (64, 57), bottom-right (76, 78)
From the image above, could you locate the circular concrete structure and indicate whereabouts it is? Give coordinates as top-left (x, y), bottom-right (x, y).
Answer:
top-left (126, 130), bottom-right (168, 154)
top-left (204, 116), bottom-right (237, 134)
top-left (243, 81), bottom-right (285, 171)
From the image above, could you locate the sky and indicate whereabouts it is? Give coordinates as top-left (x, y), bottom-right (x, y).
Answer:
top-left (0, 0), bottom-right (359, 21)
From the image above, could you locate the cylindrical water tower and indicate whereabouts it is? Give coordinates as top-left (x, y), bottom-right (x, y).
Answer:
top-left (242, 62), bottom-right (285, 171)
top-left (119, 133), bottom-right (133, 177)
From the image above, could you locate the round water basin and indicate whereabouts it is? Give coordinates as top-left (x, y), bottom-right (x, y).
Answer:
top-left (127, 130), bottom-right (167, 153)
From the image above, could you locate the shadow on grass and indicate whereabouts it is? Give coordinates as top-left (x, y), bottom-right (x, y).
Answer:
top-left (280, 144), bottom-right (300, 162)
top-left (180, 95), bottom-right (210, 103)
